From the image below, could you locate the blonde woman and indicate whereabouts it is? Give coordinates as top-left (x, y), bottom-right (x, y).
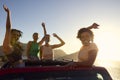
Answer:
top-left (2, 5), bottom-right (24, 68)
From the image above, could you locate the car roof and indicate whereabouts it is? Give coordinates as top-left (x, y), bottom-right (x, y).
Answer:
top-left (0, 60), bottom-right (113, 80)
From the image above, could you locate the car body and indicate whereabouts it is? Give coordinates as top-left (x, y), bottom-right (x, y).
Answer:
top-left (0, 60), bottom-right (112, 80)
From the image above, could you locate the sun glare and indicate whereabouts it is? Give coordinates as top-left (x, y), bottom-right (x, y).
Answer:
top-left (59, 28), bottom-right (120, 62)
top-left (94, 31), bottom-right (120, 61)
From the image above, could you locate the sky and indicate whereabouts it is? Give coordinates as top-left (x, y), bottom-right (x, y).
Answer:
top-left (0, 0), bottom-right (120, 61)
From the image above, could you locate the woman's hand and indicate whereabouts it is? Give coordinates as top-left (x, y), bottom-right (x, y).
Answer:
top-left (91, 23), bottom-right (99, 29)
top-left (41, 22), bottom-right (45, 27)
top-left (3, 5), bottom-right (10, 13)
top-left (53, 33), bottom-right (58, 37)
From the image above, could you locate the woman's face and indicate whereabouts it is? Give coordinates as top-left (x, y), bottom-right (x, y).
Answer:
top-left (11, 31), bottom-right (21, 42)
top-left (45, 35), bottom-right (50, 43)
top-left (80, 32), bottom-right (91, 46)
top-left (33, 33), bottom-right (39, 41)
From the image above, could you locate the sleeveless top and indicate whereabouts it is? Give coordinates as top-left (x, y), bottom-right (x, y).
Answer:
top-left (29, 42), bottom-right (40, 57)
top-left (6, 43), bottom-right (23, 63)
top-left (42, 46), bottom-right (53, 60)
top-left (78, 43), bottom-right (98, 62)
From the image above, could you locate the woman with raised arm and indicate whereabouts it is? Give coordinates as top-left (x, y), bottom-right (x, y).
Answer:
top-left (66, 23), bottom-right (99, 67)
top-left (26, 32), bottom-right (46, 61)
top-left (2, 5), bottom-right (24, 68)
top-left (40, 22), bottom-right (65, 60)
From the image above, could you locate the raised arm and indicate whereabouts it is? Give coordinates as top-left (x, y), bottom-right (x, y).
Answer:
top-left (3, 5), bottom-right (13, 54)
top-left (38, 36), bottom-right (46, 46)
top-left (41, 22), bottom-right (47, 36)
top-left (87, 23), bottom-right (99, 29)
top-left (51, 33), bottom-right (65, 49)
top-left (38, 22), bottom-right (48, 46)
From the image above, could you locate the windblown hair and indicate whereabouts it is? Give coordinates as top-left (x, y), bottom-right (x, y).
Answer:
top-left (11, 29), bottom-right (23, 37)
top-left (77, 28), bottom-right (94, 42)
top-left (33, 32), bottom-right (38, 36)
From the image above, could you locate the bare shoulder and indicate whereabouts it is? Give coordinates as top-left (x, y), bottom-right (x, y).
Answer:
top-left (90, 43), bottom-right (98, 51)
top-left (28, 41), bottom-right (33, 44)
top-left (26, 41), bottom-right (33, 46)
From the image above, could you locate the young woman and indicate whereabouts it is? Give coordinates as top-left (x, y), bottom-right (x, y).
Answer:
top-left (26, 32), bottom-right (45, 61)
top-left (40, 22), bottom-right (65, 60)
top-left (2, 5), bottom-right (24, 68)
top-left (67, 23), bottom-right (99, 67)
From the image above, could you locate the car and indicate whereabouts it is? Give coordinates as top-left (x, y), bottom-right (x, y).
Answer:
top-left (0, 60), bottom-right (112, 80)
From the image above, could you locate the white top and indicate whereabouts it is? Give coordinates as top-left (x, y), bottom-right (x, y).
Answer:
top-left (78, 43), bottom-right (98, 62)
top-left (42, 46), bottom-right (54, 60)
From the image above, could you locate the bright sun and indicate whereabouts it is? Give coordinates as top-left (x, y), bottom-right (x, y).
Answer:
top-left (59, 27), bottom-right (120, 61)
top-left (94, 31), bottom-right (120, 61)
